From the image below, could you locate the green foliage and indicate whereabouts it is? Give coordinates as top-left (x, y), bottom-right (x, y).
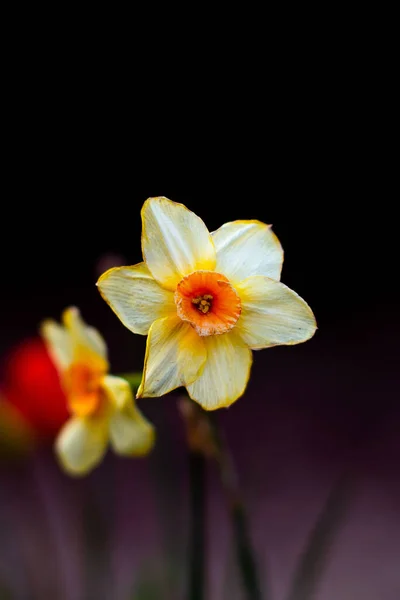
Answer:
top-left (286, 475), bottom-right (351, 600)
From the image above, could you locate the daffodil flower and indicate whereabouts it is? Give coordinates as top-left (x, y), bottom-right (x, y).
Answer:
top-left (97, 197), bottom-right (317, 410)
top-left (41, 307), bottom-right (155, 476)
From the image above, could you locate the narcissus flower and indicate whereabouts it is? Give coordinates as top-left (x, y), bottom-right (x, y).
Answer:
top-left (41, 307), bottom-right (155, 476)
top-left (97, 197), bottom-right (316, 410)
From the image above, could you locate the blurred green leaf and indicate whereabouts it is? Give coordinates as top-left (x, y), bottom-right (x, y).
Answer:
top-left (118, 372), bottom-right (143, 392)
top-left (222, 545), bottom-right (242, 600)
top-left (130, 564), bottom-right (166, 600)
top-left (208, 412), bottom-right (265, 600)
top-left (131, 579), bottom-right (163, 600)
top-left (0, 400), bottom-right (33, 460)
top-left (0, 581), bottom-right (13, 600)
top-left (286, 474), bottom-right (351, 600)
top-left (231, 503), bottom-right (263, 600)
top-left (148, 400), bottom-right (186, 599)
top-left (82, 467), bottom-right (114, 600)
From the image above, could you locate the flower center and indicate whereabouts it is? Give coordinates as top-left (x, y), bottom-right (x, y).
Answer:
top-left (175, 270), bottom-right (241, 336)
top-left (192, 294), bottom-right (213, 314)
top-left (63, 363), bottom-right (104, 417)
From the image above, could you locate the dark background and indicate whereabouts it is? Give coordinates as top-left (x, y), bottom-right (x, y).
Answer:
top-left (1, 125), bottom-right (391, 345)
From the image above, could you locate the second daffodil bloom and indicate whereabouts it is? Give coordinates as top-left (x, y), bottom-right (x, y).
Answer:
top-left (41, 307), bottom-right (155, 476)
top-left (97, 197), bottom-right (317, 410)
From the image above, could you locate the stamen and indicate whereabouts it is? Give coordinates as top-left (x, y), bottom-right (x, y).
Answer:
top-left (175, 270), bottom-right (241, 336)
top-left (192, 294), bottom-right (213, 314)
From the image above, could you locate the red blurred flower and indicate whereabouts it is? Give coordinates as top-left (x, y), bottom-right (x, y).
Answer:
top-left (1, 338), bottom-right (69, 441)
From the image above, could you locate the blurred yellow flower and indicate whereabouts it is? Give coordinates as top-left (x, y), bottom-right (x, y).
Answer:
top-left (41, 307), bottom-right (155, 476)
top-left (97, 197), bottom-right (316, 410)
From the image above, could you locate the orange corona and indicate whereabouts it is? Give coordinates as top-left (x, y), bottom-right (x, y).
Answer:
top-left (175, 270), bottom-right (241, 336)
top-left (63, 363), bottom-right (104, 417)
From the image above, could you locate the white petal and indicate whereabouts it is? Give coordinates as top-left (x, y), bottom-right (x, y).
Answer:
top-left (212, 220), bottom-right (283, 283)
top-left (40, 319), bottom-right (73, 370)
top-left (97, 263), bottom-right (176, 335)
top-left (141, 197), bottom-right (216, 290)
top-left (62, 307), bottom-right (108, 370)
top-left (137, 316), bottom-right (207, 398)
top-left (55, 416), bottom-right (108, 476)
top-left (186, 331), bottom-right (252, 410)
top-left (235, 276), bottom-right (317, 348)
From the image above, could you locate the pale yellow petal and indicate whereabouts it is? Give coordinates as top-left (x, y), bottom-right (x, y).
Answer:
top-left (55, 416), bottom-right (108, 476)
top-left (109, 409), bottom-right (155, 457)
top-left (86, 327), bottom-right (108, 358)
top-left (97, 263), bottom-right (176, 335)
top-left (62, 307), bottom-right (108, 371)
top-left (235, 276), bottom-right (317, 349)
top-left (212, 220), bottom-right (283, 283)
top-left (102, 374), bottom-right (138, 411)
top-left (102, 375), bottom-right (155, 456)
top-left (141, 197), bottom-right (216, 290)
top-left (137, 316), bottom-right (207, 398)
top-left (40, 319), bottom-right (72, 371)
top-left (186, 331), bottom-right (252, 410)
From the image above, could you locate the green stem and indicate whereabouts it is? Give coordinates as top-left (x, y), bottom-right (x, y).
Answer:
top-left (209, 415), bottom-right (264, 600)
top-left (188, 450), bottom-right (206, 600)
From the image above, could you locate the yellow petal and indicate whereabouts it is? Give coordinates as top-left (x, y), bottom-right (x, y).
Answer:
top-left (102, 375), bottom-right (155, 456)
top-left (40, 319), bottom-right (73, 371)
top-left (86, 327), bottom-right (108, 359)
top-left (186, 331), bottom-right (252, 410)
top-left (102, 374), bottom-right (138, 411)
top-left (97, 263), bottom-right (176, 335)
top-left (141, 197), bottom-right (216, 290)
top-left (137, 316), bottom-right (207, 398)
top-left (55, 416), bottom-right (108, 476)
top-left (62, 307), bottom-right (108, 372)
top-left (212, 220), bottom-right (283, 283)
top-left (109, 409), bottom-right (155, 457)
top-left (235, 276), bottom-right (317, 349)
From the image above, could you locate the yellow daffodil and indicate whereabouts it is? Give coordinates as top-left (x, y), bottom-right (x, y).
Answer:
top-left (41, 307), bottom-right (155, 476)
top-left (97, 197), bottom-right (317, 410)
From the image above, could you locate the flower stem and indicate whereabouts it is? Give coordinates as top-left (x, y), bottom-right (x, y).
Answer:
top-left (188, 448), bottom-right (206, 600)
top-left (232, 503), bottom-right (263, 600)
top-left (208, 414), bottom-right (264, 600)
top-left (179, 397), bottom-right (264, 600)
